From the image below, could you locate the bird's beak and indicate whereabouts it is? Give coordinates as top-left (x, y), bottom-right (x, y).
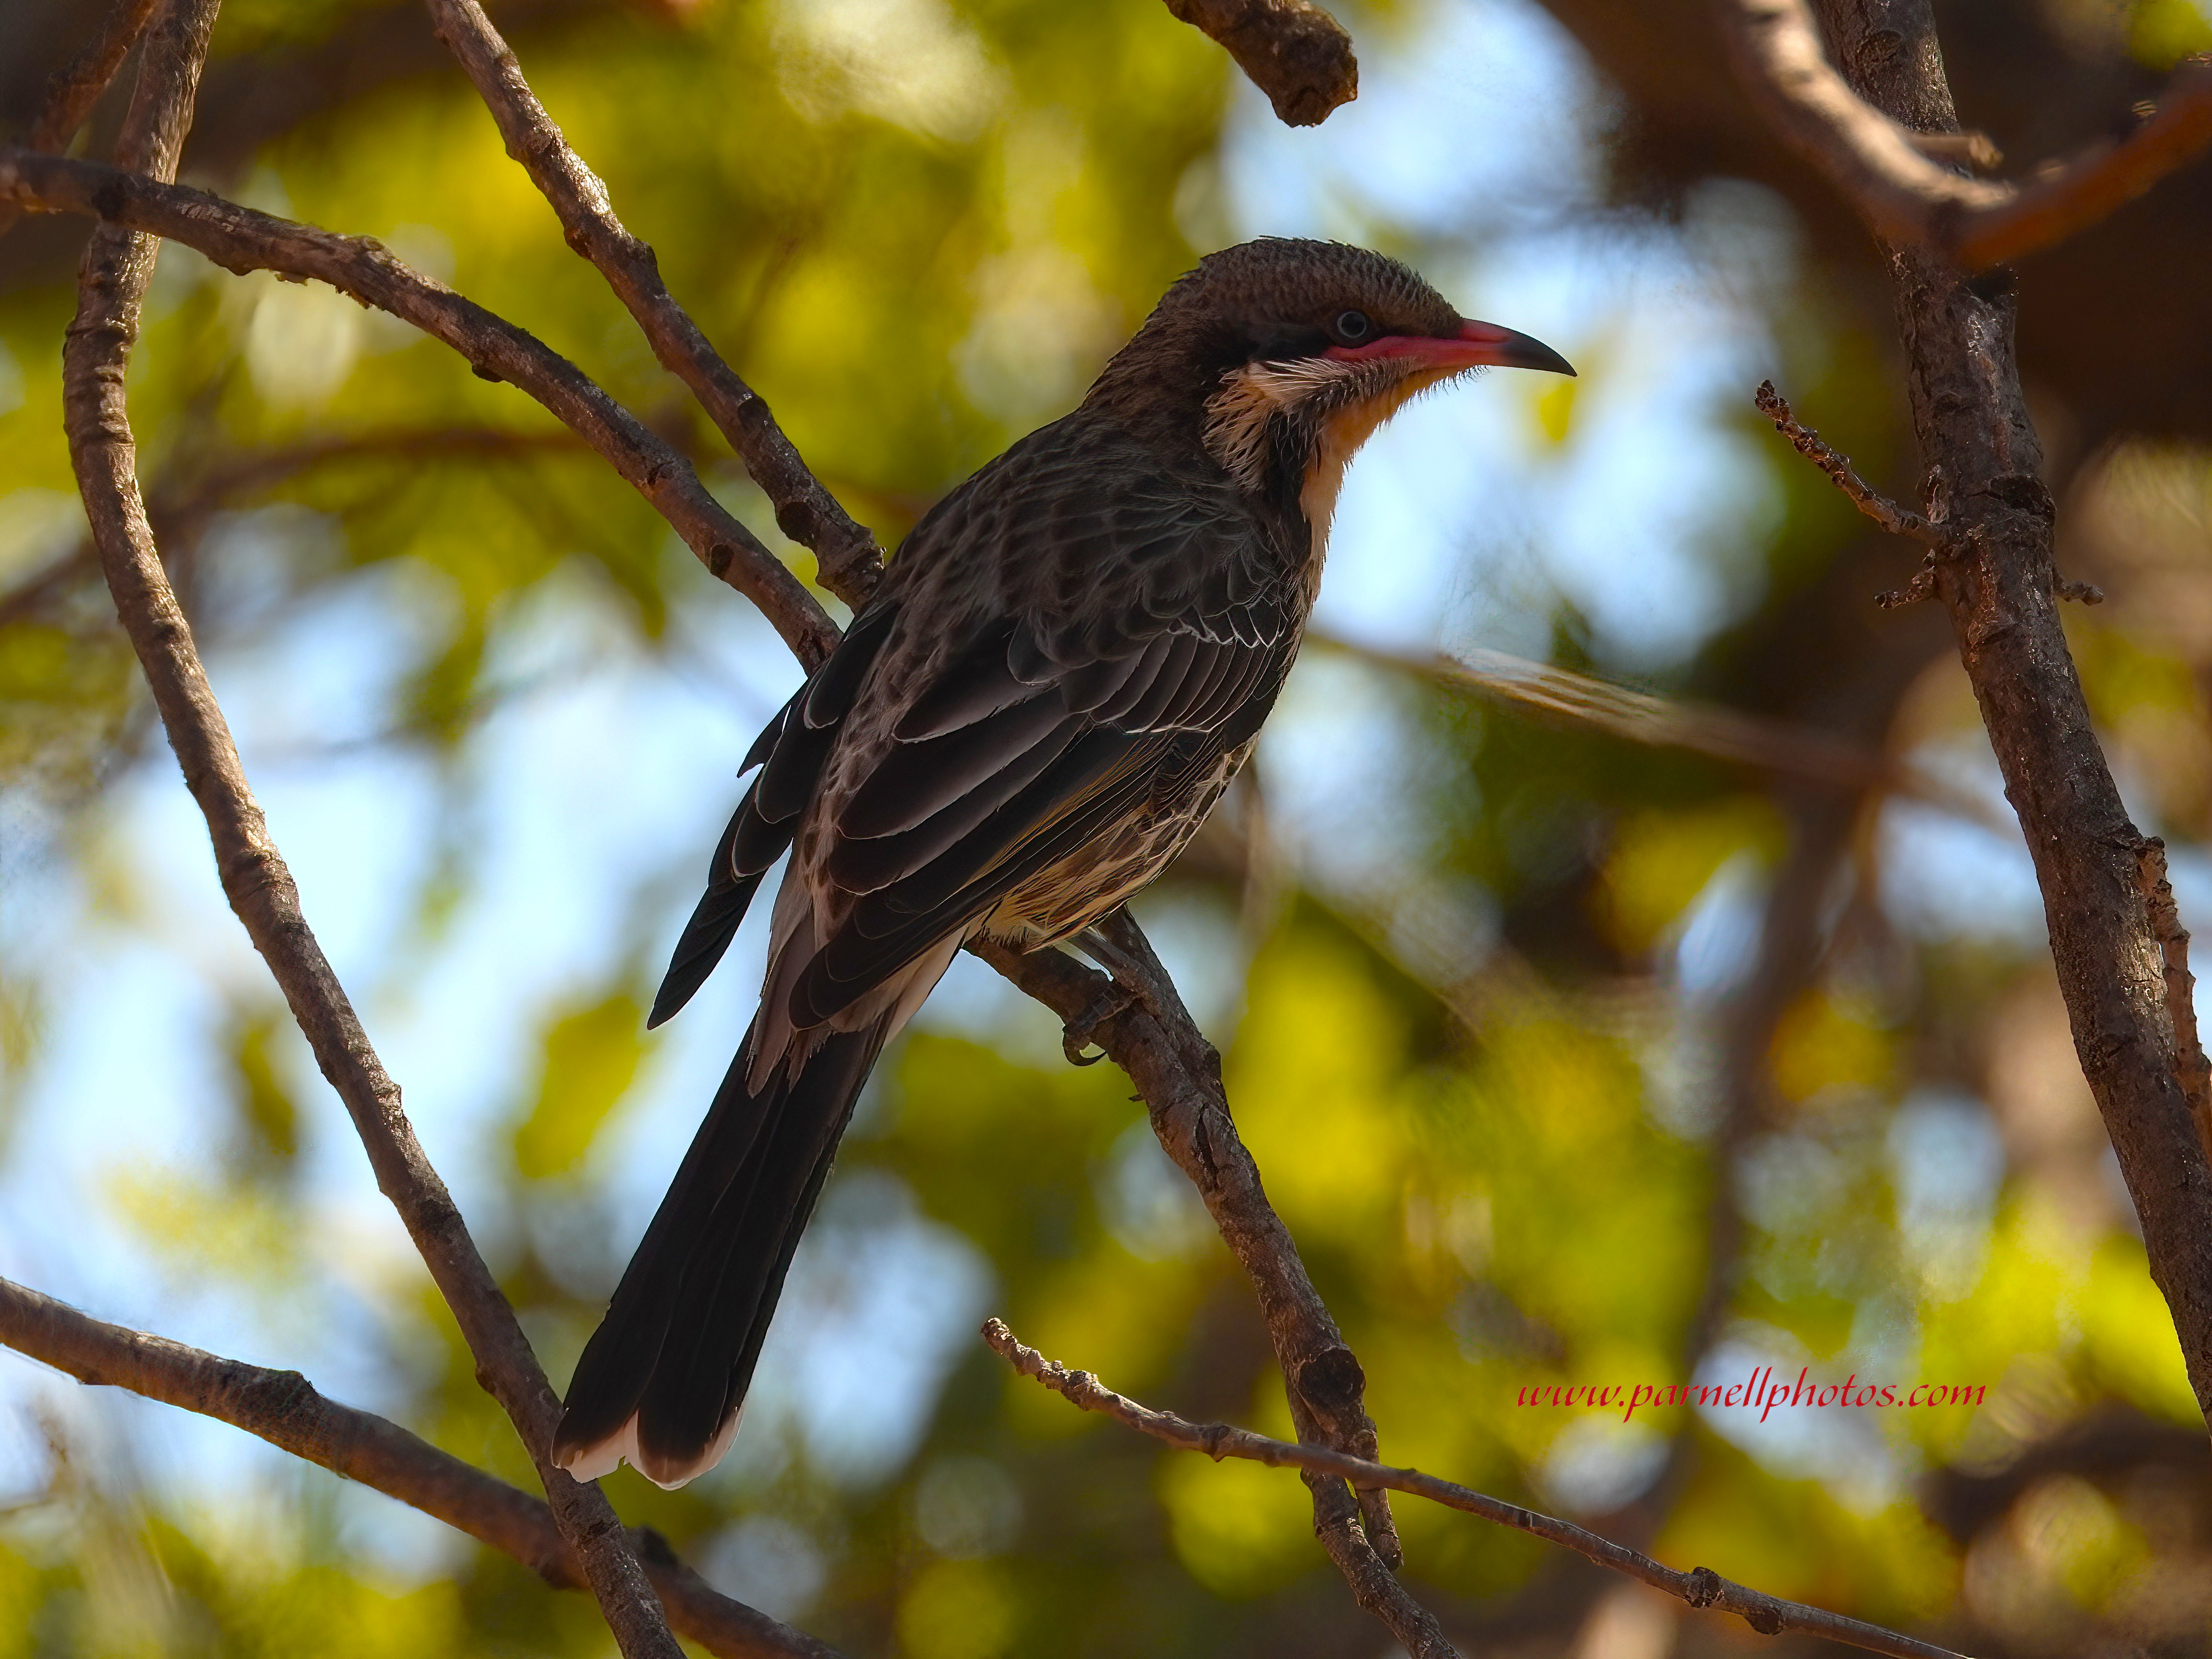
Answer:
top-left (1326, 319), bottom-right (1575, 378)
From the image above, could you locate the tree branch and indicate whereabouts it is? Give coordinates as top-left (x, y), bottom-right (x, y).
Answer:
top-left (972, 921), bottom-right (1460, 1659)
top-left (0, 1277), bottom-right (843, 1659)
top-left (983, 1320), bottom-right (1972, 1659)
top-left (0, 145), bottom-right (841, 670)
top-left (1163, 0), bottom-right (1358, 127)
top-left (1753, 379), bottom-right (1938, 541)
top-left (54, 12), bottom-right (683, 1651)
top-left (1718, 0), bottom-right (2212, 269)
top-left (419, 0), bottom-right (887, 608)
top-left (1740, 0), bottom-right (2212, 1423)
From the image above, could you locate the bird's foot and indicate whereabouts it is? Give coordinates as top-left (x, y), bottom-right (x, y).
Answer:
top-left (1061, 980), bottom-right (1136, 1067)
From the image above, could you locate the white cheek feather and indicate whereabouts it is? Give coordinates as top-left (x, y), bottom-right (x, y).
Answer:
top-left (1203, 358), bottom-right (1467, 556)
top-left (1201, 358), bottom-right (1359, 493)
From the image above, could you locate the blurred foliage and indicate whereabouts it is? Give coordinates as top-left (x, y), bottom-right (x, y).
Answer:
top-left (6, 0), bottom-right (2212, 1656)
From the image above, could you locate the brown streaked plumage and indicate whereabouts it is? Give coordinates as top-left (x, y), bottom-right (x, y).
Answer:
top-left (553, 238), bottom-right (1574, 1488)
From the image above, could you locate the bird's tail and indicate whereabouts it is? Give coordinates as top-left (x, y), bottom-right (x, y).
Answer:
top-left (552, 1015), bottom-right (891, 1488)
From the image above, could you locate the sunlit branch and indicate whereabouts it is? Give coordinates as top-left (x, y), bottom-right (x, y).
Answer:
top-left (1719, 0), bottom-right (2212, 269)
top-left (421, 0), bottom-right (887, 609)
top-left (0, 144), bottom-right (840, 670)
top-left (51, 10), bottom-right (683, 1651)
top-left (983, 1320), bottom-right (1972, 1659)
top-left (0, 1277), bottom-right (842, 1659)
top-left (1162, 0), bottom-right (1359, 127)
top-left (2136, 840), bottom-right (2212, 1163)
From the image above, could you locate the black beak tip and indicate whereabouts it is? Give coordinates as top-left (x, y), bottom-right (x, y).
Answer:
top-left (1522, 337), bottom-right (1576, 379)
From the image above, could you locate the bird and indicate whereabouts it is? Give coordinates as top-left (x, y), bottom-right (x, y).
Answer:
top-left (553, 237), bottom-right (1573, 1488)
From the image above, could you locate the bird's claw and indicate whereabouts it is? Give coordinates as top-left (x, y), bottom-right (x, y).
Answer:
top-left (1062, 982), bottom-right (1136, 1067)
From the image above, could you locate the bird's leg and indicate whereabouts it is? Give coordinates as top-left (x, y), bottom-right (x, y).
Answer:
top-left (1073, 908), bottom-right (1169, 1007)
top-left (1070, 925), bottom-right (1146, 986)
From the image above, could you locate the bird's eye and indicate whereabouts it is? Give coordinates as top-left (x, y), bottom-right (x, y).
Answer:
top-left (1334, 309), bottom-right (1373, 343)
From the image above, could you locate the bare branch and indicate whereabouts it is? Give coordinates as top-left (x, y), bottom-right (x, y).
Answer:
top-left (983, 1320), bottom-right (1974, 1659)
top-left (0, 0), bottom-right (162, 240)
top-left (0, 145), bottom-right (841, 670)
top-left (1788, 0), bottom-right (2212, 1424)
top-left (0, 1276), bottom-right (844, 1659)
top-left (1959, 57), bottom-right (2212, 268)
top-left (1755, 380), bottom-right (1938, 541)
top-left (972, 922), bottom-right (1459, 1658)
top-left (55, 14), bottom-right (682, 1651)
top-left (1164, 0), bottom-right (1358, 127)
top-left (1719, 0), bottom-right (2212, 269)
top-left (420, 0), bottom-right (887, 608)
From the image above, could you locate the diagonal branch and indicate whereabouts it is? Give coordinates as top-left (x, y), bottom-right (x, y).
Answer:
top-left (1752, 379), bottom-right (1938, 542)
top-left (983, 1320), bottom-right (1972, 1659)
top-left (1785, 0), bottom-right (2212, 1424)
top-left (1718, 0), bottom-right (2212, 269)
top-left (974, 923), bottom-right (1459, 1659)
top-left (55, 11), bottom-right (682, 1650)
top-left (421, 0), bottom-right (886, 608)
top-left (0, 145), bottom-right (840, 671)
top-left (0, 1276), bottom-right (842, 1659)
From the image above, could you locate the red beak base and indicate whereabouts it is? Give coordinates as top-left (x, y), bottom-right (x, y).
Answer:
top-left (1326, 318), bottom-right (1575, 378)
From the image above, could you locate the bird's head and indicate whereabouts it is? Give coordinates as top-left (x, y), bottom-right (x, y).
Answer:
top-left (1087, 238), bottom-right (1573, 541)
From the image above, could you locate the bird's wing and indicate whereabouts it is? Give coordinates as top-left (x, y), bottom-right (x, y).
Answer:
top-left (646, 601), bottom-right (901, 1027)
top-left (782, 444), bottom-right (1300, 1028)
top-left (649, 419), bottom-right (1300, 1036)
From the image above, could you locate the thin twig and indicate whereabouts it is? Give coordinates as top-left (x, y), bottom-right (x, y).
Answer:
top-left (1719, 0), bottom-right (2212, 269)
top-left (421, 0), bottom-right (886, 607)
top-left (0, 144), bottom-right (840, 670)
top-left (54, 12), bottom-right (682, 1651)
top-left (1163, 0), bottom-right (1358, 127)
top-left (982, 1320), bottom-right (1974, 1659)
top-left (0, 1277), bottom-right (843, 1659)
top-left (0, 427), bottom-right (583, 633)
top-left (1755, 380), bottom-right (1939, 542)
